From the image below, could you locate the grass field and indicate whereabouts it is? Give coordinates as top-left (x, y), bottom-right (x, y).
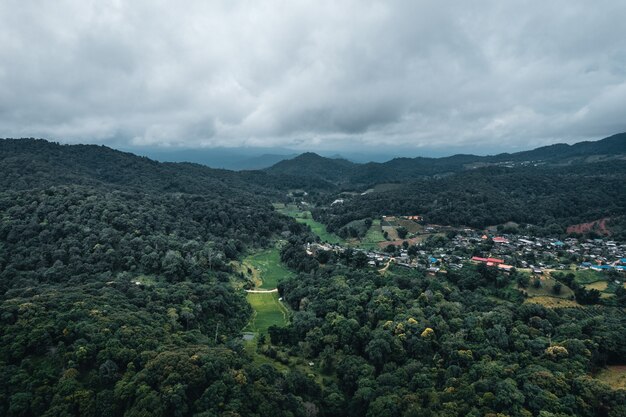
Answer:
top-left (395, 218), bottom-right (422, 233)
top-left (275, 204), bottom-right (345, 244)
top-left (244, 292), bottom-right (288, 334)
top-left (585, 281), bottom-right (609, 291)
top-left (518, 274), bottom-right (580, 308)
top-left (244, 248), bottom-right (294, 289)
top-left (524, 296), bottom-right (580, 308)
top-left (595, 366), bottom-right (626, 390)
top-left (570, 269), bottom-right (606, 285)
top-left (296, 215), bottom-right (344, 244)
top-left (355, 219), bottom-right (387, 249)
top-left (521, 276), bottom-right (576, 299)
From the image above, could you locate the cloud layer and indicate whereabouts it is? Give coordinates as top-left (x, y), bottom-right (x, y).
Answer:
top-left (1, 1), bottom-right (625, 152)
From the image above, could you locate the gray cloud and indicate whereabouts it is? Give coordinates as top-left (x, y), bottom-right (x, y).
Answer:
top-left (1, 0), bottom-right (625, 153)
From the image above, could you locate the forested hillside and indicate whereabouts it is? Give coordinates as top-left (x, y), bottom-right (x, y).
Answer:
top-left (314, 161), bottom-right (626, 236)
top-left (1, 138), bottom-right (626, 417)
top-left (267, 133), bottom-right (626, 186)
top-left (0, 140), bottom-right (320, 416)
top-left (273, 242), bottom-right (626, 416)
top-left (0, 139), bottom-right (333, 194)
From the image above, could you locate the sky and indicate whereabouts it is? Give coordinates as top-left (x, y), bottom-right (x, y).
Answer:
top-left (1, 0), bottom-right (626, 156)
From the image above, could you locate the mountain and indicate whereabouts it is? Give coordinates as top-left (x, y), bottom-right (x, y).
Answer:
top-left (266, 132), bottom-right (626, 186)
top-left (266, 152), bottom-right (356, 183)
top-left (0, 138), bottom-right (333, 194)
top-left (486, 132), bottom-right (626, 163)
top-left (2, 136), bottom-right (626, 417)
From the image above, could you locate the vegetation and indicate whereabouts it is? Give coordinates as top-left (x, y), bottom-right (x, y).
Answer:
top-left (2, 137), bottom-right (626, 417)
top-left (244, 292), bottom-right (289, 334)
top-left (277, 204), bottom-right (344, 244)
top-left (315, 162), bottom-right (626, 235)
top-left (277, 242), bottom-right (626, 416)
top-left (0, 141), bottom-right (319, 417)
top-left (244, 247), bottom-right (294, 289)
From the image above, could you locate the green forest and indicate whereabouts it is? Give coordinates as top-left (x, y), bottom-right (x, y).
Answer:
top-left (1, 138), bottom-right (626, 416)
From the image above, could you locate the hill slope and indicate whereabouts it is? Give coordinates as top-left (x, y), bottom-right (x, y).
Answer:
top-left (267, 132), bottom-right (626, 185)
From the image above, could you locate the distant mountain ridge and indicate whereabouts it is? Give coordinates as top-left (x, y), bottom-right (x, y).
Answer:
top-left (0, 138), bottom-right (334, 195)
top-left (266, 132), bottom-right (626, 185)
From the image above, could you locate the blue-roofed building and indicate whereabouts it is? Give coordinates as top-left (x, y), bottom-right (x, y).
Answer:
top-left (553, 241), bottom-right (564, 246)
top-left (616, 266), bottom-right (626, 271)
top-left (429, 257), bottom-right (437, 264)
top-left (591, 265), bottom-right (613, 271)
top-left (620, 258), bottom-right (626, 264)
top-left (580, 262), bottom-right (593, 268)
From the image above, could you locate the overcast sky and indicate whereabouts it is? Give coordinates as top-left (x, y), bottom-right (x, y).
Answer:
top-left (1, 1), bottom-right (625, 154)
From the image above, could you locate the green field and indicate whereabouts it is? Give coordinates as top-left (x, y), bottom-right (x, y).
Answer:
top-left (275, 204), bottom-right (344, 244)
top-left (571, 269), bottom-right (606, 284)
top-left (519, 275), bottom-right (576, 300)
top-left (244, 292), bottom-right (288, 334)
top-left (297, 215), bottom-right (344, 244)
top-left (244, 248), bottom-right (294, 289)
top-left (356, 219), bottom-right (387, 249)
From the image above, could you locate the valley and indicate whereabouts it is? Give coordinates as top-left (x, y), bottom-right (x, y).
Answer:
top-left (1, 136), bottom-right (626, 417)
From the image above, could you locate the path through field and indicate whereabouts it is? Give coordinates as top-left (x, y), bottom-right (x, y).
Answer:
top-left (242, 247), bottom-right (290, 336)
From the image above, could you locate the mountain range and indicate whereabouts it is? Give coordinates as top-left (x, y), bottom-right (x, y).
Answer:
top-left (266, 132), bottom-right (626, 185)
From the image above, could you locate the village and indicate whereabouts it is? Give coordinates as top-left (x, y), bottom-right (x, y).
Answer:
top-left (305, 219), bottom-right (626, 277)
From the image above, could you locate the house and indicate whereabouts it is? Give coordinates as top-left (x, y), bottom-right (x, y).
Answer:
top-left (471, 256), bottom-right (504, 266)
top-left (487, 257), bottom-right (504, 264)
top-left (471, 256), bottom-right (489, 263)
top-left (403, 215), bottom-right (423, 221)
top-left (493, 237), bottom-right (509, 244)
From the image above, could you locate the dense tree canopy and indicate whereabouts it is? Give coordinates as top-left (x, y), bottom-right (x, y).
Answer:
top-left (2, 138), bottom-right (626, 417)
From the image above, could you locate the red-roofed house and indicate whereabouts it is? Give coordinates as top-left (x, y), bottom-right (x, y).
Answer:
top-left (486, 258), bottom-right (504, 264)
top-left (493, 237), bottom-right (509, 244)
top-left (471, 256), bottom-right (489, 263)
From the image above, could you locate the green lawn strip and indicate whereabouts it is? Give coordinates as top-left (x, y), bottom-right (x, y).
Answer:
top-left (296, 216), bottom-right (344, 244)
top-left (244, 248), bottom-right (294, 289)
top-left (274, 203), bottom-right (346, 244)
top-left (243, 292), bottom-right (288, 334)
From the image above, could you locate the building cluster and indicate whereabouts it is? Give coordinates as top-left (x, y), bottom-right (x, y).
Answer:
top-left (305, 230), bottom-right (626, 276)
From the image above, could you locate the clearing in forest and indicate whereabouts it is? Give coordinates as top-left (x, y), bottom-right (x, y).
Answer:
top-left (244, 247), bottom-right (294, 289)
top-left (524, 296), bottom-right (580, 308)
top-left (353, 219), bottom-right (387, 249)
top-left (595, 366), bottom-right (626, 390)
top-left (244, 292), bottom-right (288, 334)
top-left (275, 204), bottom-right (345, 244)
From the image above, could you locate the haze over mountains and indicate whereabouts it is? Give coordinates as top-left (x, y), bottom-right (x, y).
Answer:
top-left (122, 133), bottom-right (625, 171)
top-left (3, 133), bottom-right (625, 188)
